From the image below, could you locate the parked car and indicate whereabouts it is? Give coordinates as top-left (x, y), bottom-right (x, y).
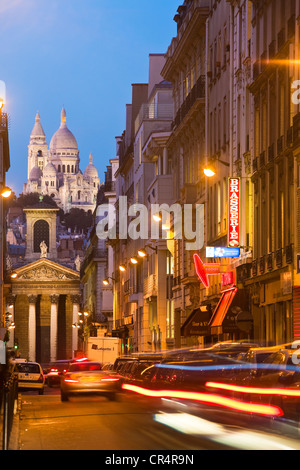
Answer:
top-left (102, 362), bottom-right (114, 371)
top-left (45, 360), bottom-right (74, 387)
top-left (207, 349), bottom-right (300, 429)
top-left (60, 360), bottom-right (121, 402)
top-left (13, 362), bottom-right (45, 395)
top-left (138, 354), bottom-right (238, 392)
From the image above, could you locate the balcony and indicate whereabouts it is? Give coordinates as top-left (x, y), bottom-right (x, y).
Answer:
top-left (173, 75), bottom-right (205, 129)
top-left (259, 256), bottom-right (265, 274)
top-left (286, 244), bottom-right (293, 264)
top-left (293, 112), bottom-right (300, 145)
top-left (275, 248), bottom-right (283, 268)
top-left (144, 274), bottom-right (158, 299)
top-left (135, 103), bottom-right (173, 136)
top-left (267, 253), bottom-right (273, 271)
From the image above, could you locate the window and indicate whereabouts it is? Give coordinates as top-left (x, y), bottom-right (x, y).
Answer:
top-left (33, 220), bottom-right (49, 253)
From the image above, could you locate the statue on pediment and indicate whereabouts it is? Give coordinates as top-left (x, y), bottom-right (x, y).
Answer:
top-left (40, 240), bottom-right (48, 259)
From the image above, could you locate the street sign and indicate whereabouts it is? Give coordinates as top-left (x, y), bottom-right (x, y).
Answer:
top-left (228, 177), bottom-right (240, 248)
top-left (206, 246), bottom-right (240, 258)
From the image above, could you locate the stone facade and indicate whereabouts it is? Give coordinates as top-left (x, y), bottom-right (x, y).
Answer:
top-left (24, 107), bottom-right (100, 213)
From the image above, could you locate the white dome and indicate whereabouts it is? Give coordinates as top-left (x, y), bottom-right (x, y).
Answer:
top-left (43, 161), bottom-right (57, 177)
top-left (84, 153), bottom-right (98, 179)
top-left (29, 165), bottom-right (42, 181)
top-left (49, 107), bottom-right (78, 153)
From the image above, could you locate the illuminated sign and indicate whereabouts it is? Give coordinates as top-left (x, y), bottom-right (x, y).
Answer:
top-left (194, 253), bottom-right (235, 289)
top-left (206, 247), bottom-right (240, 258)
top-left (221, 272), bottom-right (234, 288)
top-left (228, 178), bottom-right (240, 248)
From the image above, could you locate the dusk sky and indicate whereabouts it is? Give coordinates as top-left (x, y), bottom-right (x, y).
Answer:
top-left (2, 0), bottom-right (179, 195)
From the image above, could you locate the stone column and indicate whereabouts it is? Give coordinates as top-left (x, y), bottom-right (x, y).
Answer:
top-left (71, 295), bottom-right (81, 357)
top-left (50, 295), bottom-right (59, 363)
top-left (6, 295), bottom-right (16, 348)
top-left (163, 147), bottom-right (168, 175)
top-left (28, 295), bottom-right (37, 362)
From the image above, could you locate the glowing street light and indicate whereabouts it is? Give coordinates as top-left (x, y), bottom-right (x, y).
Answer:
top-left (204, 168), bottom-right (216, 178)
top-left (137, 249), bottom-right (147, 258)
top-left (0, 80), bottom-right (6, 111)
top-left (130, 257), bottom-right (138, 265)
top-left (119, 265), bottom-right (126, 272)
top-left (0, 187), bottom-right (12, 198)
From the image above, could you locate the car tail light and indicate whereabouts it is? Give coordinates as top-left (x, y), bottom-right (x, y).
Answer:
top-left (38, 374), bottom-right (44, 382)
top-left (64, 376), bottom-right (78, 383)
top-left (101, 378), bottom-right (119, 382)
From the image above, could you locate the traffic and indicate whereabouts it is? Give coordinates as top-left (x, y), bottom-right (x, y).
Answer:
top-left (9, 339), bottom-right (300, 450)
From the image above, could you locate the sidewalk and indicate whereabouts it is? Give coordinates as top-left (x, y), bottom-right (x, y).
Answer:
top-left (0, 395), bottom-right (21, 450)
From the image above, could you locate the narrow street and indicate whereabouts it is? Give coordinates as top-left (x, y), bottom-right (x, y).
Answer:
top-left (18, 388), bottom-right (214, 451)
top-left (17, 387), bottom-right (300, 452)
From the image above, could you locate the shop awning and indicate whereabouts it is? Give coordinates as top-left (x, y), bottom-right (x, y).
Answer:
top-left (209, 288), bottom-right (237, 335)
top-left (209, 288), bottom-right (250, 336)
top-left (181, 305), bottom-right (213, 337)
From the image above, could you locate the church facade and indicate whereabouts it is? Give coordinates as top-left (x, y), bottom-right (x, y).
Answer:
top-left (24, 107), bottom-right (100, 213)
top-left (6, 200), bottom-right (82, 363)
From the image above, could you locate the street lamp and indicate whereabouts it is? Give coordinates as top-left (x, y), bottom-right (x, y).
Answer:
top-left (103, 276), bottom-right (116, 286)
top-left (137, 245), bottom-right (157, 258)
top-left (137, 249), bottom-right (147, 258)
top-left (204, 168), bottom-right (216, 178)
top-left (130, 257), bottom-right (138, 265)
top-left (0, 187), bottom-right (12, 198)
top-left (203, 159), bottom-right (230, 177)
top-left (119, 265), bottom-right (126, 272)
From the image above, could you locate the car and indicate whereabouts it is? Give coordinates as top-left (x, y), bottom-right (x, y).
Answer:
top-left (102, 362), bottom-right (114, 371)
top-left (138, 354), bottom-right (238, 392)
top-left (206, 349), bottom-right (300, 432)
top-left (13, 362), bottom-right (45, 395)
top-left (45, 360), bottom-right (74, 387)
top-left (60, 360), bottom-right (121, 402)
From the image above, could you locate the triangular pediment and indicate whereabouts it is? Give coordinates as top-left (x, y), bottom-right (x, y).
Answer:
top-left (13, 258), bottom-right (80, 282)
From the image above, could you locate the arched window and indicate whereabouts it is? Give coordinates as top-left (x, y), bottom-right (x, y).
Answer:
top-left (63, 165), bottom-right (65, 173)
top-left (67, 165), bottom-right (70, 173)
top-left (58, 165), bottom-right (61, 173)
top-left (78, 191), bottom-right (81, 200)
top-left (71, 165), bottom-right (74, 173)
top-left (33, 220), bottom-right (49, 253)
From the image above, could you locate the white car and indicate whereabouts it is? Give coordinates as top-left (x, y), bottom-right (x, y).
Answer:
top-left (13, 362), bottom-right (45, 395)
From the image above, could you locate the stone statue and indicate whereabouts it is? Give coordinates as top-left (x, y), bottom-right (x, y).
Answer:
top-left (74, 255), bottom-right (81, 272)
top-left (40, 240), bottom-right (48, 258)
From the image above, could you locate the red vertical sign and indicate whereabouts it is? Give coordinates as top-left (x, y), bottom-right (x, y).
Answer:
top-left (228, 178), bottom-right (240, 248)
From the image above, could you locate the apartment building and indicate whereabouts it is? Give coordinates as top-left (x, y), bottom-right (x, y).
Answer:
top-left (246, 0), bottom-right (299, 345)
top-left (81, 161), bottom-right (118, 334)
top-left (161, 0), bottom-right (209, 347)
top-left (107, 0), bottom-right (300, 351)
